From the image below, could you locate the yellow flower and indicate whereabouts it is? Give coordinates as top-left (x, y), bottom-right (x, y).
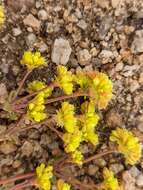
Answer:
top-left (27, 80), bottom-right (53, 98)
top-left (0, 6), bottom-right (5, 26)
top-left (27, 92), bottom-right (46, 122)
top-left (57, 179), bottom-right (71, 190)
top-left (56, 102), bottom-right (77, 133)
top-left (110, 128), bottom-right (142, 165)
top-left (89, 72), bottom-right (113, 109)
top-left (83, 132), bottom-right (99, 146)
top-left (55, 66), bottom-right (74, 95)
top-left (36, 163), bottom-right (53, 190)
top-left (21, 51), bottom-right (46, 70)
top-left (71, 150), bottom-right (83, 165)
top-left (63, 130), bottom-right (83, 153)
top-left (102, 168), bottom-right (119, 190)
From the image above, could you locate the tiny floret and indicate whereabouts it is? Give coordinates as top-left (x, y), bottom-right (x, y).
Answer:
top-left (55, 66), bottom-right (74, 95)
top-left (0, 6), bottom-right (5, 26)
top-left (36, 163), bottom-right (53, 190)
top-left (71, 150), bottom-right (83, 165)
top-left (21, 51), bottom-right (46, 70)
top-left (56, 102), bottom-right (77, 133)
top-left (110, 128), bottom-right (142, 165)
top-left (57, 179), bottom-right (71, 190)
top-left (102, 168), bottom-right (119, 190)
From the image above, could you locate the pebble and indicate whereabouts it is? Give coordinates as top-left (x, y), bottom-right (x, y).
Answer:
top-left (131, 30), bottom-right (143, 53)
top-left (139, 72), bottom-right (143, 85)
top-left (106, 110), bottom-right (122, 128)
top-left (88, 164), bottom-right (98, 176)
top-left (12, 28), bottom-right (22, 36)
top-left (110, 163), bottom-right (124, 174)
top-left (129, 166), bottom-right (141, 178)
top-left (136, 174), bottom-right (143, 187)
top-left (99, 50), bottom-right (113, 59)
top-left (115, 62), bottom-right (124, 71)
top-left (23, 14), bottom-right (41, 31)
top-left (21, 141), bottom-right (33, 157)
top-left (38, 9), bottom-right (48, 20)
top-left (111, 0), bottom-right (120, 8)
top-left (51, 38), bottom-right (72, 65)
top-left (93, 158), bottom-right (106, 167)
top-left (77, 49), bottom-right (91, 65)
top-left (0, 142), bottom-right (17, 154)
top-left (26, 33), bottom-right (36, 46)
top-left (0, 83), bottom-right (8, 104)
top-left (77, 19), bottom-right (87, 30)
top-left (130, 80), bottom-right (140, 92)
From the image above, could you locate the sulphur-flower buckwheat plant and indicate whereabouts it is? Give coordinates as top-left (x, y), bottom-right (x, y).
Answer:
top-left (21, 51), bottom-right (46, 70)
top-left (71, 150), bottom-right (83, 165)
top-left (55, 65), bottom-right (74, 95)
top-left (102, 168), bottom-right (119, 190)
top-left (36, 163), bottom-right (53, 190)
top-left (56, 102), bottom-right (77, 133)
top-left (57, 179), bottom-right (71, 190)
top-left (0, 5), bottom-right (5, 26)
top-left (110, 128), bottom-right (142, 165)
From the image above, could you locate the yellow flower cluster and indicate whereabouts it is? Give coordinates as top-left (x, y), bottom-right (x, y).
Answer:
top-left (27, 92), bottom-right (46, 122)
top-left (110, 128), bottom-right (142, 165)
top-left (56, 102), bottom-right (77, 133)
top-left (57, 179), bottom-right (71, 190)
top-left (55, 66), bottom-right (74, 95)
top-left (102, 168), bottom-right (119, 190)
top-left (80, 101), bottom-right (99, 145)
top-left (71, 150), bottom-right (83, 165)
top-left (21, 51), bottom-right (46, 70)
top-left (63, 129), bottom-right (83, 153)
top-left (75, 71), bottom-right (113, 109)
top-left (36, 163), bottom-right (53, 190)
top-left (27, 80), bottom-right (53, 97)
top-left (0, 6), bottom-right (5, 26)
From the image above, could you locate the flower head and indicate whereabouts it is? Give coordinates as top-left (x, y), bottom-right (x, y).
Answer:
top-left (88, 72), bottom-right (113, 109)
top-left (0, 6), bottom-right (5, 26)
top-left (110, 128), bottom-right (142, 165)
top-left (102, 168), bottom-right (119, 190)
top-left (27, 80), bottom-right (53, 98)
top-left (55, 66), bottom-right (74, 95)
top-left (71, 150), bottom-right (83, 165)
top-left (56, 102), bottom-right (77, 133)
top-left (63, 129), bottom-right (83, 153)
top-left (57, 179), bottom-right (71, 190)
top-left (27, 92), bottom-right (46, 122)
top-left (36, 163), bottom-right (53, 190)
top-left (21, 51), bottom-right (46, 70)
top-left (74, 71), bottom-right (91, 90)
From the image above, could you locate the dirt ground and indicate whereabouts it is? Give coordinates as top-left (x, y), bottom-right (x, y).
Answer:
top-left (0, 0), bottom-right (143, 189)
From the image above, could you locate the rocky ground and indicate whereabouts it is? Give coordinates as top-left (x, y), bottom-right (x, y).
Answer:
top-left (0, 0), bottom-right (143, 189)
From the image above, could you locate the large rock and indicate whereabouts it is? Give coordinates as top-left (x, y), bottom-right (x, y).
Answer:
top-left (131, 30), bottom-right (143, 53)
top-left (51, 38), bottom-right (72, 65)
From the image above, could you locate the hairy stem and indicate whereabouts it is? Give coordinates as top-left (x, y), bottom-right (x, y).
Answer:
top-left (0, 173), bottom-right (34, 185)
top-left (13, 70), bottom-right (32, 101)
top-left (83, 150), bottom-right (117, 164)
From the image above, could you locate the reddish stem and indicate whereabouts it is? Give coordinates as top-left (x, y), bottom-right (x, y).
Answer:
top-left (0, 173), bottom-right (34, 185)
top-left (8, 180), bottom-right (34, 190)
top-left (83, 150), bottom-right (117, 164)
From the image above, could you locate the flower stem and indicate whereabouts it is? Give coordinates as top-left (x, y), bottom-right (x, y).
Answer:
top-left (13, 70), bottom-right (32, 101)
top-left (7, 180), bottom-right (34, 190)
top-left (83, 150), bottom-right (117, 164)
top-left (0, 173), bottom-right (34, 185)
top-left (45, 91), bottom-right (89, 105)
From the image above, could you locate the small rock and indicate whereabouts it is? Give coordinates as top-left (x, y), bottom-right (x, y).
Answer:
top-left (6, 0), bottom-right (34, 11)
top-left (139, 72), bottom-right (143, 85)
top-left (21, 141), bottom-right (33, 157)
top-left (129, 166), bottom-right (141, 178)
top-left (110, 163), bottom-right (124, 174)
top-left (131, 30), bottom-right (143, 53)
top-left (78, 49), bottom-right (91, 65)
top-left (51, 38), bottom-right (72, 65)
top-left (111, 0), bottom-right (120, 8)
top-left (23, 14), bottom-right (41, 31)
top-left (93, 158), bottom-right (106, 167)
top-left (12, 28), bottom-right (22, 36)
top-left (38, 9), bottom-right (48, 20)
top-left (26, 33), bottom-right (36, 47)
top-left (106, 110), bottom-right (122, 128)
top-left (88, 164), bottom-right (98, 175)
top-left (90, 47), bottom-right (98, 57)
top-left (122, 171), bottom-right (136, 190)
top-left (136, 174), bottom-right (143, 187)
top-left (77, 20), bottom-right (87, 30)
top-left (0, 142), bottom-right (17, 154)
top-left (39, 43), bottom-right (48, 53)
top-left (13, 160), bottom-right (21, 168)
top-left (99, 16), bottom-right (113, 39)
top-left (130, 80), bottom-right (140, 92)
top-left (0, 83), bottom-right (8, 104)
top-left (115, 62), bottom-right (124, 71)
top-left (99, 50), bottom-right (113, 59)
